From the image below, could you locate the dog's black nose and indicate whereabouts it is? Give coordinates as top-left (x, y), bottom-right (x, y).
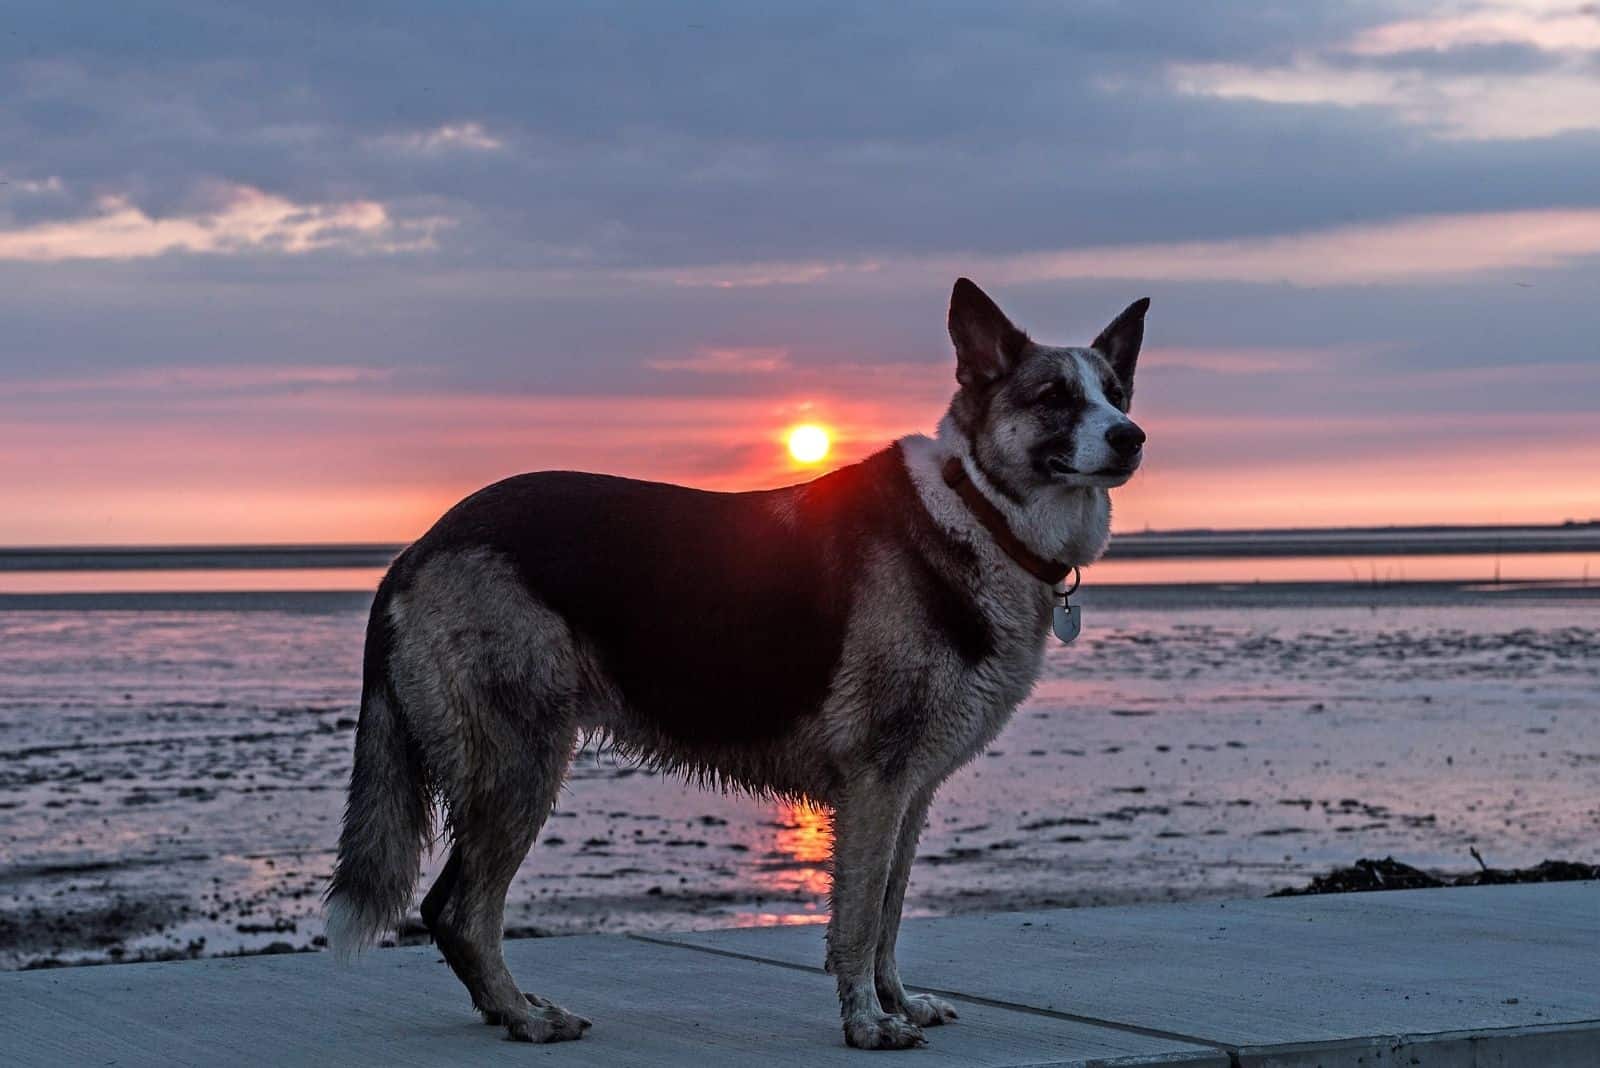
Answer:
top-left (1105, 422), bottom-right (1146, 457)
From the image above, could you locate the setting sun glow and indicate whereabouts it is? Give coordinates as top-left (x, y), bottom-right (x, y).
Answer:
top-left (787, 424), bottom-right (831, 464)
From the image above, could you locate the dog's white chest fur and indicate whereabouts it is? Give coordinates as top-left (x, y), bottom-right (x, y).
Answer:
top-left (894, 432), bottom-right (1112, 773)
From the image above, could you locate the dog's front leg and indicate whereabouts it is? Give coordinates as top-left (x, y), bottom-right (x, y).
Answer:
top-left (873, 787), bottom-right (958, 1028)
top-left (826, 781), bottom-right (925, 1050)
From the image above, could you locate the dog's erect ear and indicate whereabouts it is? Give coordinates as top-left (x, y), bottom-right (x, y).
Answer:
top-left (1091, 297), bottom-right (1151, 397)
top-left (949, 278), bottom-right (1028, 388)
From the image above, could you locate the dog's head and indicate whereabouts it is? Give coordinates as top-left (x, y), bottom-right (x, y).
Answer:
top-left (945, 278), bottom-right (1148, 494)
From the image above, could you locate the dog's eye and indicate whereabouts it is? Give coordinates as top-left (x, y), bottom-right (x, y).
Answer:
top-left (1037, 383), bottom-right (1070, 406)
top-left (1104, 384), bottom-right (1125, 408)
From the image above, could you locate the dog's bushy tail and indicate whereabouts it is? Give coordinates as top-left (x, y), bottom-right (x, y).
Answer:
top-left (325, 574), bottom-right (431, 959)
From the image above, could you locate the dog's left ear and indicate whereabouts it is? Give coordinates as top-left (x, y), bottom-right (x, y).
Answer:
top-left (1091, 297), bottom-right (1151, 399)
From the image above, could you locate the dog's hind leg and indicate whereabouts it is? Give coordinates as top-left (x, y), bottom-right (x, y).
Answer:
top-left (419, 845), bottom-right (461, 932)
top-left (873, 786), bottom-right (958, 1028)
top-left (420, 841), bottom-right (563, 1028)
top-left (428, 718), bottom-right (590, 1044)
top-left (826, 781), bottom-right (925, 1050)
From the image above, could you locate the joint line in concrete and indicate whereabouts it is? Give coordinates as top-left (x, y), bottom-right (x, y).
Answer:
top-left (627, 933), bottom-right (1240, 1056)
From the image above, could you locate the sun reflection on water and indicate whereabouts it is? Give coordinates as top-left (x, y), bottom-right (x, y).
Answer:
top-left (730, 799), bottom-right (834, 927)
top-left (774, 799), bottom-right (832, 867)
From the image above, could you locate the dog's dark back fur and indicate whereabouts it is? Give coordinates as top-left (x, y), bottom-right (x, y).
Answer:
top-left (382, 443), bottom-right (988, 748)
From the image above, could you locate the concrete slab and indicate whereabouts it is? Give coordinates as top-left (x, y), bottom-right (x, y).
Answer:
top-left (5, 886), bottom-right (1594, 1066)
top-left (658, 883), bottom-right (1600, 1065)
top-left (1, 933), bottom-right (1224, 1068)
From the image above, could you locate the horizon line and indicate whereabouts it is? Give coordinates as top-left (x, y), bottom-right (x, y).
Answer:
top-left (2, 519), bottom-right (1597, 571)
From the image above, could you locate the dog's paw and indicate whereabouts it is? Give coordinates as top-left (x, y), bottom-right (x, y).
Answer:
top-left (898, 993), bottom-right (958, 1027)
top-left (843, 1012), bottom-right (926, 1050)
top-left (500, 996), bottom-right (591, 1043)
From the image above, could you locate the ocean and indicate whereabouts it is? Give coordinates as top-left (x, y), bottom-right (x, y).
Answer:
top-left (1, 541), bottom-right (1597, 968)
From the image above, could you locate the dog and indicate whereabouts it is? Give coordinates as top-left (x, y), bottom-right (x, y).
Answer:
top-left (326, 278), bottom-right (1148, 1049)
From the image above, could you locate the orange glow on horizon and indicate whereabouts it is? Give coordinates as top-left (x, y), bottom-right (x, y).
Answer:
top-left (1, 367), bottom-right (1596, 545)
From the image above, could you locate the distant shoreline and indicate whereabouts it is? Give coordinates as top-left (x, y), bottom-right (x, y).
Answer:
top-left (1, 521), bottom-right (1596, 570)
top-left (1, 578), bottom-right (1596, 613)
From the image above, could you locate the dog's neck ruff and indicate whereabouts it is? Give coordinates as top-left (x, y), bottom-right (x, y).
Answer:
top-left (940, 456), bottom-right (1073, 585)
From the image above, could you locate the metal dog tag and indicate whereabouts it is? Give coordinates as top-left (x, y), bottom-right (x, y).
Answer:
top-left (1052, 566), bottom-right (1083, 644)
top-left (1052, 602), bottom-right (1081, 644)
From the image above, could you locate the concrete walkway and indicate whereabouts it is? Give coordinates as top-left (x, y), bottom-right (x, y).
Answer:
top-left (4, 883), bottom-right (1595, 1067)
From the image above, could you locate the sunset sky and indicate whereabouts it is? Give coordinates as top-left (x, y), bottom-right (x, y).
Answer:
top-left (3, 1), bottom-right (1598, 545)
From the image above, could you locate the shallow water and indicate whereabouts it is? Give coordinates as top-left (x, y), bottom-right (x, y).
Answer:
top-left (2, 592), bottom-right (1596, 968)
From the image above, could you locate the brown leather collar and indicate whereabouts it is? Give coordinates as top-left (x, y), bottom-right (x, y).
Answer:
top-left (941, 457), bottom-right (1073, 585)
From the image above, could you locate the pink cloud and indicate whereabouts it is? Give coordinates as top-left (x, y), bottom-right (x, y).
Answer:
top-left (646, 346), bottom-right (792, 374)
top-left (1347, 7), bottom-right (1600, 56)
top-left (1140, 347), bottom-right (1350, 375)
top-left (4, 365), bottom-right (391, 396)
top-left (0, 184), bottom-right (445, 262)
top-left (1173, 3), bottom-right (1600, 140)
top-left (610, 208), bottom-right (1600, 291)
top-left (372, 121), bottom-right (505, 154)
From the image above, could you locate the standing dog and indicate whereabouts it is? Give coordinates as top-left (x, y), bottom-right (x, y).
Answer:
top-left (326, 279), bottom-right (1148, 1050)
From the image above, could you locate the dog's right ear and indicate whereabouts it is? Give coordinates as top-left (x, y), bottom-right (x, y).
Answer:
top-left (949, 278), bottom-right (1027, 388)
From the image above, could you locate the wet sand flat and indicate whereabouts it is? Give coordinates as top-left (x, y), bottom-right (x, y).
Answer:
top-left (2, 584), bottom-right (1596, 968)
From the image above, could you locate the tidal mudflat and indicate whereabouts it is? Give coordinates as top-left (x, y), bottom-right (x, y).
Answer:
top-left (2, 584), bottom-right (1596, 968)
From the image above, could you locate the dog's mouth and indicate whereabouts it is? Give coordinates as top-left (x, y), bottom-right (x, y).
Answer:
top-left (1044, 454), bottom-right (1140, 485)
top-left (1045, 455), bottom-right (1075, 477)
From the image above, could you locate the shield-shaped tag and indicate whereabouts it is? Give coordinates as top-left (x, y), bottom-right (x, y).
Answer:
top-left (1052, 602), bottom-right (1081, 644)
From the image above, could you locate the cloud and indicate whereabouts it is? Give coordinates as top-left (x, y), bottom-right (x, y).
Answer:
top-left (646, 346), bottom-right (791, 374)
top-left (372, 121), bottom-right (504, 154)
top-left (4, 365), bottom-right (390, 397)
top-left (2, 175), bottom-right (65, 195)
top-left (5, 3), bottom-right (1599, 266)
top-left (1173, 58), bottom-right (1600, 140)
top-left (624, 208), bottom-right (1600, 290)
top-left (1347, 5), bottom-right (1600, 56)
top-left (0, 183), bottom-right (443, 262)
top-left (1140, 347), bottom-right (1342, 375)
top-left (1172, 1), bottom-right (1600, 140)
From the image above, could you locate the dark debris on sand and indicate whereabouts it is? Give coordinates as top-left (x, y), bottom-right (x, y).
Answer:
top-left (384, 916), bottom-right (556, 948)
top-left (0, 896), bottom-right (190, 955)
top-left (1273, 854), bottom-right (1600, 896)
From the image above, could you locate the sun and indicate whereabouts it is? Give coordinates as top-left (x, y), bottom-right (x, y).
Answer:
top-left (787, 424), bottom-right (831, 464)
